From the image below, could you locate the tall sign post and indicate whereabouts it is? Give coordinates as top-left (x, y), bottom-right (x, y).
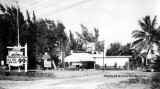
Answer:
top-left (6, 1), bottom-right (28, 72)
top-left (25, 43), bottom-right (27, 72)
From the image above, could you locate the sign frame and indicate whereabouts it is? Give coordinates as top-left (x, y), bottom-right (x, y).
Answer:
top-left (7, 43), bottom-right (28, 72)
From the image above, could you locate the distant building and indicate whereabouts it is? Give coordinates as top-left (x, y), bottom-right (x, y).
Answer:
top-left (93, 55), bottom-right (131, 70)
top-left (64, 51), bottom-right (131, 70)
top-left (64, 53), bottom-right (95, 69)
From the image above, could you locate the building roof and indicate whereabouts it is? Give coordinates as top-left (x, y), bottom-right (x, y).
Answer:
top-left (64, 53), bottom-right (95, 62)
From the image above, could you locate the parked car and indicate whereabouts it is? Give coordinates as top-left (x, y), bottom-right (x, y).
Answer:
top-left (146, 63), bottom-right (160, 72)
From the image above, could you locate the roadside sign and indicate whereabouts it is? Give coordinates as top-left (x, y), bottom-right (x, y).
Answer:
top-left (44, 61), bottom-right (51, 67)
top-left (1, 60), bottom-right (4, 65)
top-left (42, 52), bottom-right (51, 67)
top-left (7, 46), bottom-right (27, 67)
top-left (6, 55), bottom-right (27, 66)
top-left (7, 43), bottom-right (28, 72)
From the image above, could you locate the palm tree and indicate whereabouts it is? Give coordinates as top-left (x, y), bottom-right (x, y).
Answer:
top-left (131, 15), bottom-right (160, 67)
top-left (94, 28), bottom-right (99, 51)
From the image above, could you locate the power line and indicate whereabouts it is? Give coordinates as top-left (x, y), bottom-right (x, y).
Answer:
top-left (20, 0), bottom-right (53, 10)
top-left (1, 0), bottom-right (17, 6)
top-left (34, 0), bottom-right (77, 14)
top-left (55, 0), bottom-right (93, 13)
top-left (41, 0), bottom-right (93, 17)
top-left (23, 0), bottom-right (75, 16)
top-left (20, 0), bottom-right (40, 9)
top-left (34, 0), bottom-right (63, 11)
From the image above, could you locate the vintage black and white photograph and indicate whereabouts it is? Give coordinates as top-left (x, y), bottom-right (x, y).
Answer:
top-left (0, 0), bottom-right (160, 89)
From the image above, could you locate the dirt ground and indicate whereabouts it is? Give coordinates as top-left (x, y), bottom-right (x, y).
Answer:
top-left (0, 70), bottom-right (160, 89)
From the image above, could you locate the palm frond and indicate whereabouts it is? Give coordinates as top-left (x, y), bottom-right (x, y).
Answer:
top-left (131, 38), bottom-right (143, 48)
top-left (138, 20), bottom-right (148, 32)
top-left (0, 4), bottom-right (5, 13)
top-left (94, 28), bottom-right (99, 38)
top-left (132, 39), bottom-right (150, 53)
top-left (132, 30), bottom-right (141, 34)
top-left (151, 16), bottom-right (157, 29)
top-left (157, 26), bottom-right (160, 32)
top-left (76, 32), bottom-right (83, 39)
top-left (132, 30), bottom-right (146, 38)
top-left (139, 16), bottom-right (153, 32)
top-left (143, 16), bottom-right (151, 27)
top-left (136, 40), bottom-right (148, 50)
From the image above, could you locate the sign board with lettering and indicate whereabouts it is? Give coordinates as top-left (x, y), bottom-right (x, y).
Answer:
top-left (7, 43), bottom-right (28, 72)
top-left (42, 53), bottom-right (51, 67)
top-left (1, 60), bottom-right (4, 65)
top-left (44, 61), bottom-right (51, 67)
top-left (6, 55), bottom-right (27, 66)
top-left (7, 47), bottom-right (27, 67)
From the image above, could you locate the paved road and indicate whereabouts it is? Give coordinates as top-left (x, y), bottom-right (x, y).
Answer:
top-left (0, 74), bottom-right (108, 89)
top-left (0, 71), bottom-right (158, 89)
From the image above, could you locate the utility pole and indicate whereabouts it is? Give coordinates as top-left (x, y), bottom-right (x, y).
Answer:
top-left (16, 0), bottom-right (21, 72)
top-left (59, 38), bottom-right (63, 68)
top-left (103, 48), bottom-right (104, 72)
top-left (16, 0), bottom-right (20, 47)
top-left (103, 40), bottom-right (105, 72)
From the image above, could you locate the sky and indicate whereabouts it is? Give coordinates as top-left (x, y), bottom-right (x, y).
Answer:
top-left (1, 0), bottom-right (160, 49)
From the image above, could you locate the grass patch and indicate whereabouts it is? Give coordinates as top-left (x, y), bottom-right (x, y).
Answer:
top-left (0, 70), bottom-right (56, 81)
top-left (97, 77), bottom-right (160, 89)
top-left (0, 69), bottom-right (104, 81)
top-left (119, 77), bottom-right (160, 89)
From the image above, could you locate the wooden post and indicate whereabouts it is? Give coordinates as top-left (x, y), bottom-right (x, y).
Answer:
top-left (94, 58), bottom-right (96, 69)
top-left (9, 65), bottom-right (11, 72)
top-left (103, 50), bottom-right (104, 72)
top-left (18, 66), bottom-right (20, 72)
top-left (25, 43), bottom-right (27, 72)
top-left (51, 61), bottom-right (57, 70)
top-left (128, 61), bottom-right (130, 70)
top-left (94, 62), bottom-right (95, 69)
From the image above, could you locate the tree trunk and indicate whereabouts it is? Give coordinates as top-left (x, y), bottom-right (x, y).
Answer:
top-left (49, 52), bottom-right (57, 70)
top-left (51, 60), bottom-right (57, 70)
top-left (145, 48), bottom-right (150, 69)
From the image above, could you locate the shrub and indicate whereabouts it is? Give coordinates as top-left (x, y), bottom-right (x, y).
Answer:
top-left (114, 62), bottom-right (117, 69)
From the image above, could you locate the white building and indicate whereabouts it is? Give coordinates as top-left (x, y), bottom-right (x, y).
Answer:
top-left (93, 55), bottom-right (131, 69)
top-left (64, 53), bottom-right (95, 69)
top-left (64, 52), bottom-right (131, 69)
